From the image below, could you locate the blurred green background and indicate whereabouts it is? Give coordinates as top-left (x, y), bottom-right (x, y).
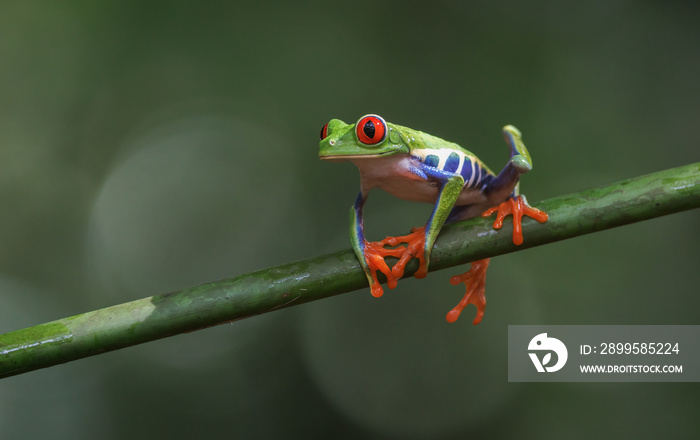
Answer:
top-left (1, 1), bottom-right (699, 438)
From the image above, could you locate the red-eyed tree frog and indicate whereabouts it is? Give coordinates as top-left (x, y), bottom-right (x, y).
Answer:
top-left (319, 114), bottom-right (548, 324)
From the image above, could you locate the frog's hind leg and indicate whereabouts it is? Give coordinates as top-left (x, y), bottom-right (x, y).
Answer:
top-left (483, 125), bottom-right (532, 203)
top-left (444, 126), bottom-right (548, 326)
top-left (445, 126), bottom-right (533, 225)
top-left (482, 125), bottom-right (548, 245)
top-left (445, 203), bottom-right (482, 224)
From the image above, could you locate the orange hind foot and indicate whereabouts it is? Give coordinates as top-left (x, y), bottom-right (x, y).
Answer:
top-left (446, 258), bottom-right (491, 325)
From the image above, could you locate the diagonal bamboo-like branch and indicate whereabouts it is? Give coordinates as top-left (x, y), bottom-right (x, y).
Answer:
top-left (1, 163), bottom-right (698, 379)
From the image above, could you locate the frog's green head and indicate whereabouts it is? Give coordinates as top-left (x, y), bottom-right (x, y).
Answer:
top-left (318, 114), bottom-right (409, 161)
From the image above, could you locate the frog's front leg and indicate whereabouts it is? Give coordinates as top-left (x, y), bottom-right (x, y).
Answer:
top-left (351, 168), bottom-right (464, 298)
top-left (350, 191), bottom-right (405, 298)
top-left (388, 165), bottom-right (465, 281)
top-left (482, 125), bottom-right (548, 245)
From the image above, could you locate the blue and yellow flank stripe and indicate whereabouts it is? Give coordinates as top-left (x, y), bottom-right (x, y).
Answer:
top-left (411, 149), bottom-right (494, 190)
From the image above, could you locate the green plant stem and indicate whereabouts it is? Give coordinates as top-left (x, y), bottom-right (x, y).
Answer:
top-left (1, 163), bottom-right (698, 379)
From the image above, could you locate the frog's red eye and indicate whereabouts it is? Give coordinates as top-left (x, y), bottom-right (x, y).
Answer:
top-left (320, 123), bottom-right (329, 140)
top-left (356, 115), bottom-right (387, 145)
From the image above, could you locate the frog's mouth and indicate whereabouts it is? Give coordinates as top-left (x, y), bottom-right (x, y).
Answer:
top-left (319, 152), bottom-right (394, 161)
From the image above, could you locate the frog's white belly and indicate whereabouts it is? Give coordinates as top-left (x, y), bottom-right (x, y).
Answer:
top-left (351, 155), bottom-right (488, 206)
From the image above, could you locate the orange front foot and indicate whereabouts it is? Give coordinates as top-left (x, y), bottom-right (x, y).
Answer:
top-left (447, 258), bottom-right (490, 325)
top-left (382, 226), bottom-right (428, 280)
top-left (482, 195), bottom-right (548, 245)
top-left (362, 226), bottom-right (429, 298)
top-left (362, 239), bottom-right (406, 298)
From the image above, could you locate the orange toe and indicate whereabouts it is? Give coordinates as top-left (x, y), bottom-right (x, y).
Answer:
top-left (446, 259), bottom-right (490, 325)
top-left (383, 226), bottom-right (427, 280)
top-left (482, 195), bottom-right (548, 245)
top-left (362, 240), bottom-right (405, 297)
